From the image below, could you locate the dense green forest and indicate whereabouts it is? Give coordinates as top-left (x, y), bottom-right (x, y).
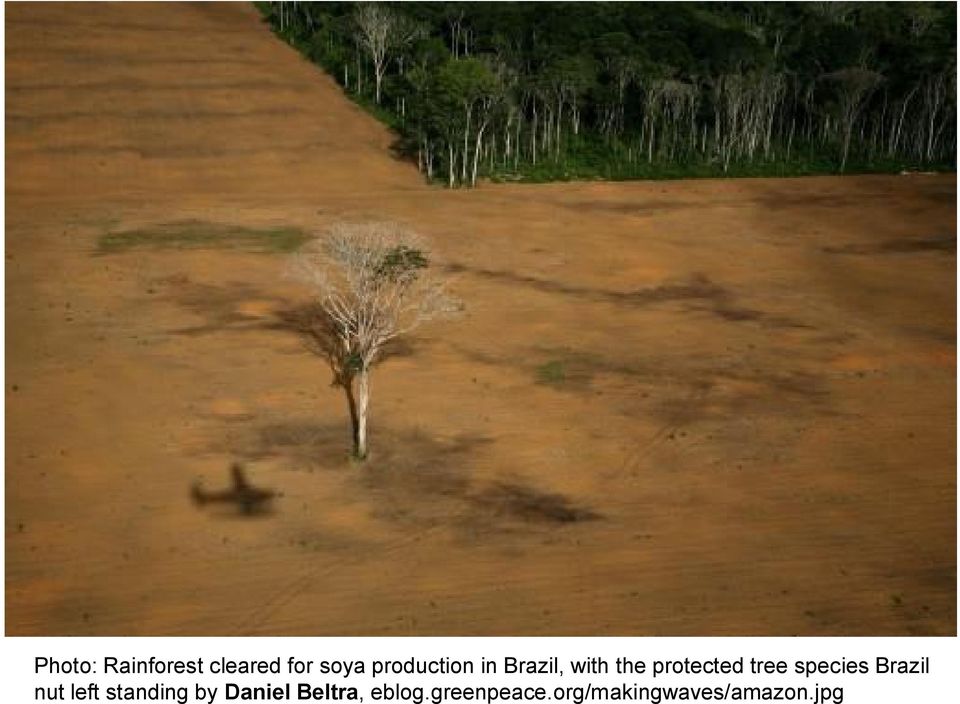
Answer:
top-left (259, 2), bottom-right (956, 186)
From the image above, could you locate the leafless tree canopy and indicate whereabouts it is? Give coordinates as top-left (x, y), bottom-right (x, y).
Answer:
top-left (822, 67), bottom-right (884, 172)
top-left (290, 222), bottom-right (459, 459)
top-left (293, 222), bottom-right (457, 369)
top-left (353, 3), bottom-right (423, 104)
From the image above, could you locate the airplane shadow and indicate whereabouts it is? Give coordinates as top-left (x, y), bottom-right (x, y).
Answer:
top-left (191, 463), bottom-right (277, 518)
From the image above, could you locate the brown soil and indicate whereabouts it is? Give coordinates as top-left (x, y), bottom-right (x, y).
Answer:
top-left (6, 2), bottom-right (956, 636)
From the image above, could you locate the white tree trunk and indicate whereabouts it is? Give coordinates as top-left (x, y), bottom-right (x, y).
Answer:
top-left (531, 104), bottom-right (538, 165)
top-left (448, 142), bottom-right (456, 187)
top-left (472, 124), bottom-right (487, 186)
top-left (374, 63), bottom-right (384, 104)
top-left (355, 369), bottom-right (370, 459)
top-left (462, 107), bottom-right (472, 183)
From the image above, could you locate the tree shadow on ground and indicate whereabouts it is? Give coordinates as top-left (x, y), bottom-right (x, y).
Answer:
top-left (444, 266), bottom-right (810, 329)
top-left (213, 415), bottom-right (600, 536)
top-left (359, 428), bottom-right (603, 533)
top-left (460, 342), bottom-right (832, 424)
top-left (154, 276), bottom-right (288, 337)
top-left (444, 263), bottom-right (726, 306)
top-left (160, 284), bottom-right (419, 460)
top-left (157, 279), bottom-right (418, 361)
top-left (469, 482), bottom-right (601, 524)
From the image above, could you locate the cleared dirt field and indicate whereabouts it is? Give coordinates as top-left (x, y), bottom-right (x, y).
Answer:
top-left (5, 2), bottom-right (956, 636)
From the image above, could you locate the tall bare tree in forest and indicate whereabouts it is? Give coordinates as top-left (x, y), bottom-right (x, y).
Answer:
top-left (822, 67), bottom-right (883, 172)
top-left (291, 223), bottom-right (459, 460)
top-left (921, 70), bottom-right (951, 162)
top-left (592, 32), bottom-right (639, 139)
top-left (354, 3), bottom-right (422, 104)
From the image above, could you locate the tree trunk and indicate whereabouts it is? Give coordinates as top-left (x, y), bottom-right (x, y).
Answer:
top-left (448, 142), bottom-right (456, 187)
top-left (840, 124), bottom-right (852, 173)
top-left (555, 99), bottom-right (563, 160)
top-left (354, 369), bottom-right (370, 459)
top-left (462, 107), bottom-right (472, 183)
top-left (472, 124), bottom-right (487, 186)
top-left (531, 104), bottom-right (538, 165)
top-left (343, 377), bottom-right (360, 457)
top-left (515, 118), bottom-right (522, 169)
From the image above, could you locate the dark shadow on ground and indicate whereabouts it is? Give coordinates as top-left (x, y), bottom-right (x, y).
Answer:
top-left (156, 277), bottom-right (288, 336)
top-left (159, 281), bottom-right (417, 362)
top-left (358, 428), bottom-right (603, 532)
top-left (458, 342), bottom-right (832, 424)
top-left (444, 263), bottom-right (725, 306)
top-left (823, 234), bottom-right (956, 255)
top-left (191, 462), bottom-right (277, 517)
top-left (212, 416), bottom-right (600, 535)
top-left (444, 266), bottom-right (810, 329)
top-left (470, 482), bottom-right (601, 524)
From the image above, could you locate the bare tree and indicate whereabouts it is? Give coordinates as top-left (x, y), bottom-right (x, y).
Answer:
top-left (291, 223), bottom-right (459, 460)
top-left (822, 67), bottom-right (883, 172)
top-left (354, 3), bottom-right (422, 105)
top-left (920, 70), bottom-right (950, 162)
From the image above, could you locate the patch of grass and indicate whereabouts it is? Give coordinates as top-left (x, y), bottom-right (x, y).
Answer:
top-left (536, 360), bottom-right (568, 386)
top-left (97, 220), bottom-right (309, 255)
top-left (533, 348), bottom-right (641, 390)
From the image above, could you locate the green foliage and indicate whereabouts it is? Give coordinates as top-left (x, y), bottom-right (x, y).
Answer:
top-left (375, 245), bottom-right (429, 281)
top-left (345, 352), bottom-right (364, 373)
top-left (258, 2), bottom-right (957, 185)
top-left (536, 360), bottom-right (567, 386)
top-left (435, 57), bottom-right (498, 103)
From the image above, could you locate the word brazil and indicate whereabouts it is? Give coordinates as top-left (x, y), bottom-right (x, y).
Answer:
top-left (504, 658), bottom-right (560, 674)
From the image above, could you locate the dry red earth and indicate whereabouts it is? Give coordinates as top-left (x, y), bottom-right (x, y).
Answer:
top-left (5, 2), bottom-right (956, 635)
